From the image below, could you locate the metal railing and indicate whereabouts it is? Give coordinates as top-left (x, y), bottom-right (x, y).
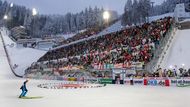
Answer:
top-left (145, 23), bottom-right (176, 72)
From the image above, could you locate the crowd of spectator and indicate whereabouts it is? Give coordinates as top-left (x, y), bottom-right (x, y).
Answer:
top-left (25, 17), bottom-right (176, 80)
top-left (38, 17), bottom-right (173, 70)
top-left (154, 67), bottom-right (190, 78)
top-left (125, 67), bottom-right (190, 78)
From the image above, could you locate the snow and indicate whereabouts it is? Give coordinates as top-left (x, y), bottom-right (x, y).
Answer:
top-left (98, 20), bottom-right (122, 36)
top-left (149, 13), bottom-right (174, 22)
top-left (0, 28), bottom-right (190, 107)
top-left (56, 33), bottom-right (76, 39)
top-left (0, 27), bottom-right (47, 76)
top-left (161, 29), bottom-right (190, 69)
top-left (36, 42), bottom-right (54, 51)
top-left (56, 30), bottom-right (87, 39)
top-left (1, 79), bottom-right (190, 107)
top-left (179, 18), bottom-right (190, 23)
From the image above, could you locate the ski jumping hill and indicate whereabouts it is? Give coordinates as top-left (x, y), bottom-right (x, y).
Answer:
top-left (0, 28), bottom-right (47, 76)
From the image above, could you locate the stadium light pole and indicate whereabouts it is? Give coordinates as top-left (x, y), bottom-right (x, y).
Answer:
top-left (1, 3), bottom-right (14, 27)
top-left (9, 3), bottom-right (14, 27)
top-left (31, 8), bottom-right (38, 37)
top-left (3, 15), bottom-right (8, 27)
top-left (103, 11), bottom-right (110, 27)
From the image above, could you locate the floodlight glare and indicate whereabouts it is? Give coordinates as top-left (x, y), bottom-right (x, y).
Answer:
top-left (103, 11), bottom-right (110, 20)
top-left (32, 8), bottom-right (37, 16)
top-left (10, 3), bottom-right (13, 7)
top-left (3, 15), bottom-right (8, 20)
top-left (169, 65), bottom-right (173, 69)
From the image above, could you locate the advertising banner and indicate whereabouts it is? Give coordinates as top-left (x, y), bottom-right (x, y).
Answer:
top-left (170, 79), bottom-right (190, 86)
top-left (124, 78), bottom-right (143, 85)
top-left (124, 78), bottom-right (130, 85)
top-left (146, 79), bottom-right (168, 86)
top-left (99, 79), bottom-right (113, 84)
top-left (133, 79), bottom-right (144, 85)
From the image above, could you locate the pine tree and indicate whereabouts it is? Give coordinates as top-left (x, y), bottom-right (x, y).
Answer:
top-left (0, 0), bottom-right (117, 37)
top-left (132, 0), bottom-right (139, 25)
top-left (142, 0), bottom-right (151, 22)
top-left (122, 0), bottom-right (133, 26)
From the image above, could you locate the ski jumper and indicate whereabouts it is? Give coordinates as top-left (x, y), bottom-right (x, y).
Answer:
top-left (19, 81), bottom-right (28, 97)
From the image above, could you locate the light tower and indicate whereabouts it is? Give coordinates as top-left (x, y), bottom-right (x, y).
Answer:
top-left (150, 2), bottom-right (155, 14)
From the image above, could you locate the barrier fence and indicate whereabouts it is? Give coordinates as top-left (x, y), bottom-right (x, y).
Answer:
top-left (24, 73), bottom-right (190, 87)
top-left (124, 78), bottom-right (190, 87)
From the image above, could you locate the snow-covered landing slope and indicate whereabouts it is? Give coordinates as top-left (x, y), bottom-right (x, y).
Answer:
top-left (161, 29), bottom-right (190, 69)
top-left (0, 32), bottom-right (15, 79)
top-left (0, 28), bottom-right (47, 76)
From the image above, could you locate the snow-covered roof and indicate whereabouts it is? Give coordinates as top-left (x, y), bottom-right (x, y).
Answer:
top-left (179, 18), bottom-right (190, 23)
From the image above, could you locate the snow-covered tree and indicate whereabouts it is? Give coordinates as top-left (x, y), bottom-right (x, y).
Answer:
top-left (122, 0), bottom-right (133, 26)
top-left (0, 0), bottom-right (118, 38)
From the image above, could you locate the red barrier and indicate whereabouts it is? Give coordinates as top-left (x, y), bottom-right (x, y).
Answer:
top-left (165, 79), bottom-right (170, 86)
top-left (144, 79), bottom-right (147, 85)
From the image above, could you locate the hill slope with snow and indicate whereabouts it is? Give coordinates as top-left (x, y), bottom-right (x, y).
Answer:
top-left (0, 28), bottom-right (47, 76)
top-left (161, 29), bottom-right (190, 69)
top-left (0, 32), bottom-right (15, 79)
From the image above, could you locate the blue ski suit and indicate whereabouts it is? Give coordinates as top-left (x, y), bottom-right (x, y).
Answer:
top-left (19, 81), bottom-right (28, 97)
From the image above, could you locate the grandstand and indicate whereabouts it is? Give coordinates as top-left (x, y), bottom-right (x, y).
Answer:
top-left (21, 3), bottom-right (190, 85)
top-left (25, 16), bottom-right (174, 81)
